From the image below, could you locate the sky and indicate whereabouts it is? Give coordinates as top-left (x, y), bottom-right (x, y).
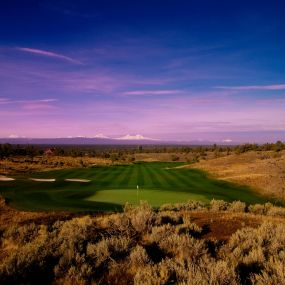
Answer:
top-left (0, 0), bottom-right (285, 143)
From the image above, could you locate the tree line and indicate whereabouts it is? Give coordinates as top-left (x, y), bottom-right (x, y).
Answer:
top-left (0, 141), bottom-right (284, 159)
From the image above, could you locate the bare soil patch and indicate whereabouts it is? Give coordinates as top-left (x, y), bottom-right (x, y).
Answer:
top-left (189, 210), bottom-right (280, 241)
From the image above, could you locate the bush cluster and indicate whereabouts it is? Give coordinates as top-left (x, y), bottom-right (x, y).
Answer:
top-left (0, 200), bottom-right (285, 284)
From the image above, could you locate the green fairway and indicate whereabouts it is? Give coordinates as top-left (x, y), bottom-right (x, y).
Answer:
top-left (0, 162), bottom-right (271, 212)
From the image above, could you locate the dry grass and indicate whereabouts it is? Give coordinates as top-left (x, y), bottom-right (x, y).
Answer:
top-left (134, 152), bottom-right (184, 162)
top-left (187, 150), bottom-right (285, 200)
top-left (134, 151), bottom-right (210, 162)
top-left (0, 156), bottom-right (111, 175)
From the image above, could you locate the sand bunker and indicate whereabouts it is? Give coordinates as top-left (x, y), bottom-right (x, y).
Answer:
top-left (29, 178), bottom-right (56, 182)
top-left (65, 179), bottom-right (91, 183)
top-left (0, 176), bottom-right (15, 181)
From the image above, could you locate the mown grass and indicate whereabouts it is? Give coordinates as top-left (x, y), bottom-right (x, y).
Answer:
top-left (0, 162), bottom-right (271, 212)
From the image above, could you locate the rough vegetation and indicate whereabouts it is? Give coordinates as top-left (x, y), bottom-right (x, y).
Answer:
top-left (0, 155), bottom-right (110, 175)
top-left (189, 149), bottom-right (285, 200)
top-left (1, 198), bottom-right (285, 285)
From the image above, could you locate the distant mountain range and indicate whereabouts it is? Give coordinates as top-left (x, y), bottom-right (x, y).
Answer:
top-left (0, 137), bottom-right (219, 146)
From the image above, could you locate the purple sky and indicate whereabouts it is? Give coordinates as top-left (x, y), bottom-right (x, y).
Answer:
top-left (1, 1), bottom-right (285, 143)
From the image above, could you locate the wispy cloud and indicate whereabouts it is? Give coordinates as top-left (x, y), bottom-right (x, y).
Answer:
top-left (0, 58), bottom-right (175, 96)
top-left (0, 98), bottom-right (58, 105)
top-left (123, 89), bottom-right (184, 96)
top-left (255, 98), bottom-right (285, 105)
top-left (0, 98), bottom-right (59, 116)
top-left (16, 47), bottom-right (82, 64)
top-left (215, 84), bottom-right (285, 91)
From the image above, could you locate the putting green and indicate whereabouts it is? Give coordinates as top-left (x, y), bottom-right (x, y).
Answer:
top-left (0, 162), bottom-right (272, 212)
top-left (86, 189), bottom-right (208, 207)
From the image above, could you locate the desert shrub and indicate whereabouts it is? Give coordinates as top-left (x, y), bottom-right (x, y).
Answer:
top-left (184, 200), bottom-right (205, 211)
top-left (57, 216), bottom-right (95, 252)
top-left (1, 199), bottom-right (285, 284)
top-left (106, 236), bottom-right (132, 255)
top-left (159, 234), bottom-right (208, 263)
top-left (55, 252), bottom-right (93, 281)
top-left (267, 206), bottom-right (285, 217)
top-left (100, 212), bottom-right (133, 234)
top-left (86, 239), bottom-right (110, 267)
top-left (222, 222), bottom-right (285, 284)
top-left (106, 260), bottom-right (132, 284)
top-left (129, 245), bottom-right (150, 267)
top-left (53, 216), bottom-right (97, 280)
top-left (86, 236), bottom-right (131, 267)
top-left (171, 154), bottom-right (180, 161)
top-left (176, 258), bottom-right (239, 285)
top-left (159, 203), bottom-right (177, 211)
top-left (248, 202), bottom-right (273, 215)
top-left (124, 201), bottom-right (155, 233)
top-left (149, 220), bottom-right (201, 242)
top-left (202, 259), bottom-right (239, 285)
top-left (228, 200), bottom-right (247, 213)
top-left (0, 231), bottom-right (52, 284)
top-left (155, 211), bottom-right (183, 226)
top-left (250, 257), bottom-right (285, 284)
top-left (226, 222), bottom-right (281, 258)
top-left (181, 211), bottom-right (191, 225)
top-left (134, 258), bottom-right (177, 285)
top-left (210, 199), bottom-right (229, 211)
top-left (148, 224), bottom-right (177, 243)
top-left (248, 204), bottom-right (266, 215)
top-left (175, 223), bottom-right (202, 237)
top-left (0, 224), bottom-right (50, 284)
top-left (55, 254), bottom-right (93, 285)
top-left (57, 268), bottom-right (89, 285)
top-left (4, 223), bottom-right (42, 244)
top-left (58, 216), bottom-right (93, 239)
top-left (134, 257), bottom-right (239, 285)
top-left (0, 196), bottom-right (6, 207)
top-left (159, 200), bottom-right (204, 212)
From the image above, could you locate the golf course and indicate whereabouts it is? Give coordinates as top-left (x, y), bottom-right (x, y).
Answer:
top-left (0, 162), bottom-right (270, 212)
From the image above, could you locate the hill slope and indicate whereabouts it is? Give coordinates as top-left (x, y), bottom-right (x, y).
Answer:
top-left (187, 150), bottom-right (285, 201)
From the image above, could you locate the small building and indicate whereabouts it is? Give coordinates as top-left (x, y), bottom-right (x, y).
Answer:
top-left (44, 148), bottom-right (55, 156)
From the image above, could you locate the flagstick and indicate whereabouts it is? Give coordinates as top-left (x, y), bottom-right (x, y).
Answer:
top-left (136, 185), bottom-right (139, 204)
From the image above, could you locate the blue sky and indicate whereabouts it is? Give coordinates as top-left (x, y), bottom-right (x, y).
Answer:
top-left (0, 0), bottom-right (285, 142)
